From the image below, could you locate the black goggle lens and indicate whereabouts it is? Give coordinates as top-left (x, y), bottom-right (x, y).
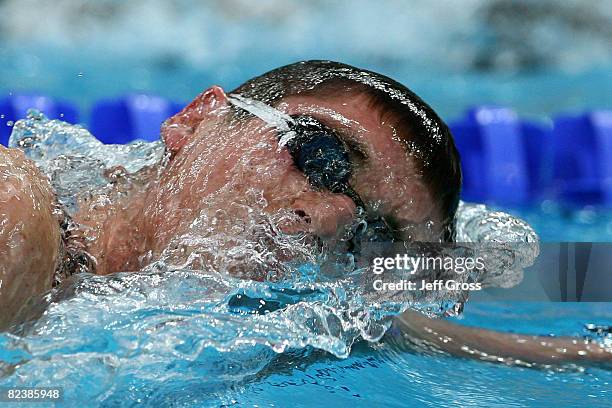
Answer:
top-left (286, 116), bottom-right (351, 193)
top-left (295, 134), bottom-right (352, 193)
top-left (284, 115), bottom-right (395, 245)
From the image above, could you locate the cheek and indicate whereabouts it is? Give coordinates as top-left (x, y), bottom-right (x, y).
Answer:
top-left (260, 150), bottom-right (310, 206)
top-left (354, 160), bottom-right (435, 224)
top-left (351, 163), bottom-right (396, 208)
top-left (169, 124), bottom-right (285, 195)
top-left (232, 144), bottom-right (297, 196)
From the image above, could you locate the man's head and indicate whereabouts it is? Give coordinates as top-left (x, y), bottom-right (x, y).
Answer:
top-left (155, 60), bottom-right (461, 254)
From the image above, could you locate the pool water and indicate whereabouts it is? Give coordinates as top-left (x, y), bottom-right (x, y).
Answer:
top-left (243, 302), bottom-right (612, 408)
top-left (512, 205), bottom-right (612, 243)
top-left (1, 294), bottom-right (610, 407)
top-left (1, 282), bottom-right (609, 408)
top-left (0, 114), bottom-right (610, 408)
top-left (2, 1), bottom-right (611, 119)
top-left (0, 1), bottom-right (611, 403)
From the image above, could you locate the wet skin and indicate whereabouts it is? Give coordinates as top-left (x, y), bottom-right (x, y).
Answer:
top-left (0, 85), bottom-right (439, 321)
top-left (0, 88), bottom-right (610, 366)
top-left (0, 146), bottom-right (61, 328)
top-left (75, 86), bottom-right (440, 276)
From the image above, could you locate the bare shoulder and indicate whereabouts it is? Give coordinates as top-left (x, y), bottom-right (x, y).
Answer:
top-left (0, 146), bottom-right (62, 329)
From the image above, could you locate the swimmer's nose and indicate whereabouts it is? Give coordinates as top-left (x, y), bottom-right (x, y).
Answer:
top-left (290, 192), bottom-right (357, 237)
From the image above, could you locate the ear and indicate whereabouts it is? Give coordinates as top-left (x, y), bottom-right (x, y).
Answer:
top-left (161, 86), bottom-right (228, 155)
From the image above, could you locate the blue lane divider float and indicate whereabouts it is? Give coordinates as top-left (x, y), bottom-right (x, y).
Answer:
top-left (0, 94), bottom-right (79, 146)
top-left (449, 106), bottom-right (551, 205)
top-left (89, 94), bottom-right (184, 144)
top-left (552, 110), bottom-right (612, 206)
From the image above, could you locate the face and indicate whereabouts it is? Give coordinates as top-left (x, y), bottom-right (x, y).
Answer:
top-left (147, 86), bottom-right (441, 267)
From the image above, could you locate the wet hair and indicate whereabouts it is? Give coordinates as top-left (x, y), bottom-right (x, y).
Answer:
top-left (230, 60), bottom-right (461, 241)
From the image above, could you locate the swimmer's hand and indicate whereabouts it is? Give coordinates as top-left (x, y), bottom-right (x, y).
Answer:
top-left (0, 146), bottom-right (61, 330)
top-left (395, 310), bottom-right (611, 367)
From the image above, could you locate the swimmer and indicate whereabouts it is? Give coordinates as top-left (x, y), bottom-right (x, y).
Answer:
top-left (0, 61), bottom-right (609, 366)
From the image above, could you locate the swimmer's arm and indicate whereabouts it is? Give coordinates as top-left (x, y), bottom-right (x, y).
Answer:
top-left (395, 310), bottom-right (611, 366)
top-left (0, 146), bottom-right (61, 329)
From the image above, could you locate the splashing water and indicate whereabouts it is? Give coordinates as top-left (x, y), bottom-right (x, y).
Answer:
top-left (1, 112), bottom-right (542, 404)
top-left (9, 110), bottom-right (164, 214)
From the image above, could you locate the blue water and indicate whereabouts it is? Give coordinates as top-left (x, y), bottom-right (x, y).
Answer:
top-left (246, 303), bottom-right (612, 408)
top-left (1, 1), bottom-right (612, 406)
top-left (1, 156), bottom-right (610, 400)
top-left (1, 1), bottom-right (611, 119)
top-left (502, 204), bottom-right (612, 243)
top-left (1, 296), bottom-right (610, 407)
top-left (0, 115), bottom-right (609, 406)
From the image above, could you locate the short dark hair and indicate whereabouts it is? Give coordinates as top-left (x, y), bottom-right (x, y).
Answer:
top-left (230, 60), bottom-right (461, 241)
